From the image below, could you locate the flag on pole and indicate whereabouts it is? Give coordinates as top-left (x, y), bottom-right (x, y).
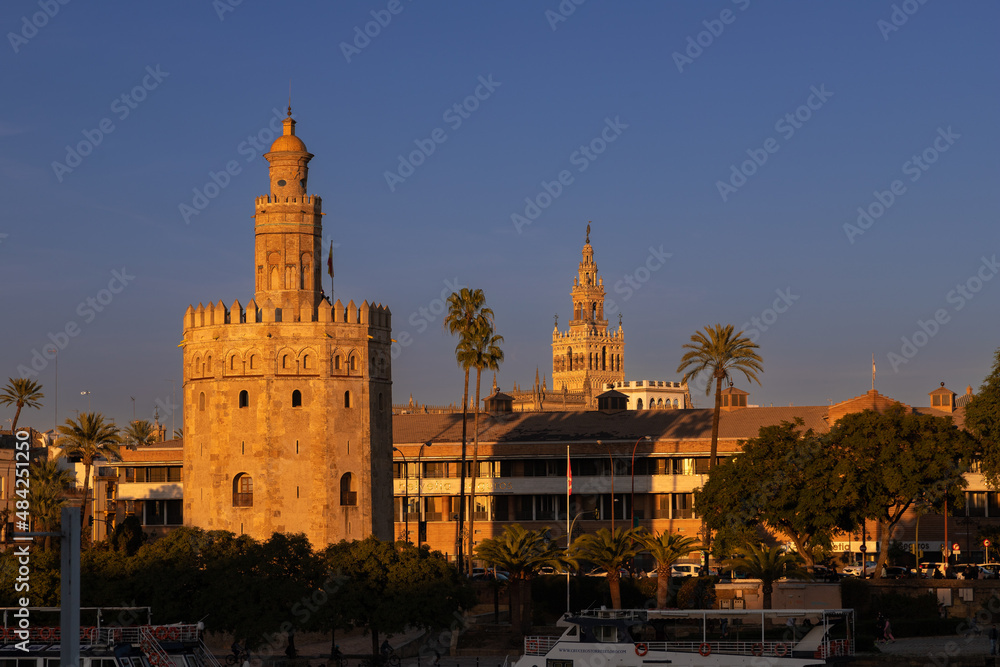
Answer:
top-left (872, 353), bottom-right (876, 390)
top-left (327, 240), bottom-right (334, 278)
top-left (567, 449), bottom-right (573, 496)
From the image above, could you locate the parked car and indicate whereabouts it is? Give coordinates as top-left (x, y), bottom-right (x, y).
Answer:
top-left (470, 567), bottom-right (509, 582)
top-left (670, 563), bottom-right (701, 578)
top-left (842, 561), bottom-right (876, 577)
top-left (883, 566), bottom-right (916, 579)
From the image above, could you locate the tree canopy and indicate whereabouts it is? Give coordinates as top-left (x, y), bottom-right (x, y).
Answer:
top-left (695, 420), bottom-right (841, 568)
top-left (825, 404), bottom-right (977, 577)
top-left (966, 347), bottom-right (1000, 487)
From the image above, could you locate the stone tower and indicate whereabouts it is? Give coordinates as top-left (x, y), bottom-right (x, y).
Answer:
top-left (181, 110), bottom-right (393, 547)
top-left (551, 224), bottom-right (624, 394)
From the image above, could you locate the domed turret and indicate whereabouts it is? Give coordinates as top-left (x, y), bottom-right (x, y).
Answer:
top-left (263, 107), bottom-right (313, 197)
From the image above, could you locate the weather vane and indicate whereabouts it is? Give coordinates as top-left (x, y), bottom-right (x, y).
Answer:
top-left (554, 313), bottom-right (558, 328)
top-left (618, 313), bottom-right (622, 327)
top-left (585, 222), bottom-right (591, 244)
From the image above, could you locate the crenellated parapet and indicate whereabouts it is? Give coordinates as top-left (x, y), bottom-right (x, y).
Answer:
top-left (254, 194), bottom-right (322, 209)
top-left (183, 297), bottom-right (391, 331)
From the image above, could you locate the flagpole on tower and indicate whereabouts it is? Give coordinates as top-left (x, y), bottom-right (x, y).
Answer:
top-left (872, 353), bottom-right (876, 391)
top-left (327, 240), bottom-right (334, 302)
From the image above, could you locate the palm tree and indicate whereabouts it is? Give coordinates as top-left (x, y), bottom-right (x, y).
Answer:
top-left (122, 419), bottom-right (156, 448)
top-left (677, 324), bottom-right (762, 557)
top-left (467, 319), bottom-right (504, 572)
top-left (475, 524), bottom-right (570, 632)
top-left (724, 543), bottom-right (807, 609)
top-left (444, 288), bottom-right (494, 572)
top-left (27, 457), bottom-right (75, 549)
top-left (0, 378), bottom-right (44, 433)
top-left (572, 526), bottom-right (645, 610)
top-left (642, 531), bottom-right (701, 608)
top-left (677, 324), bottom-right (763, 471)
top-left (173, 427), bottom-right (183, 439)
top-left (56, 412), bottom-right (121, 536)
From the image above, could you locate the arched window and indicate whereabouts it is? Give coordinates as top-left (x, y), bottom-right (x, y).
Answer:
top-left (334, 355), bottom-right (342, 370)
top-left (229, 355), bottom-right (236, 371)
top-left (249, 354), bottom-right (259, 371)
top-left (206, 355), bottom-right (212, 373)
top-left (292, 390), bottom-right (302, 407)
top-left (233, 473), bottom-right (253, 507)
top-left (673, 399), bottom-right (679, 408)
top-left (239, 390), bottom-right (249, 408)
top-left (282, 355), bottom-right (289, 369)
top-left (344, 391), bottom-right (351, 408)
top-left (378, 392), bottom-right (384, 411)
top-left (199, 392), bottom-right (206, 411)
top-left (193, 355), bottom-right (202, 376)
top-left (340, 472), bottom-right (357, 506)
top-left (302, 354), bottom-right (310, 370)
top-left (637, 398), bottom-right (643, 410)
top-left (350, 355), bottom-right (358, 372)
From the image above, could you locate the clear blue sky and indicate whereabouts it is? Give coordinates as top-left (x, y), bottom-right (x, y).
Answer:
top-left (2, 1), bottom-right (998, 430)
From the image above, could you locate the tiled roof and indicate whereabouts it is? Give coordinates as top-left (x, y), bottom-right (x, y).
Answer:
top-left (393, 406), bottom-right (833, 445)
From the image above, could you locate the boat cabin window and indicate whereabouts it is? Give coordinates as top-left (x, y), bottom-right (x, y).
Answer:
top-left (566, 626), bottom-right (578, 637)
top-left (547, 661), bottom-right (573, 667)
top-left (594, 625), bottom-right (619, 642)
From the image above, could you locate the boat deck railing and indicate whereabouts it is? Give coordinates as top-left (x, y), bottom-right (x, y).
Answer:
top-left (0, 624), bottom-right (202, 646)
top-left (522, 636), bottom-right (854, 659)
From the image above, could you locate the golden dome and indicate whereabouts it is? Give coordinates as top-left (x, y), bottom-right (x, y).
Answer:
top-left (269, 112), bottom-right (307, 153)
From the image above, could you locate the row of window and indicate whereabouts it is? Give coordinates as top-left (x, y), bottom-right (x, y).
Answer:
top-left (192, 351), bottom-right (366, 376)
top-left (635, 398), bottom-right (681, 409)
top-left (205, 389), bottom-right (386, 411)
top-left (393, 457), bottom-right (722, 479)
top-left (119, 499), bottom-right (183, 525)
top-left (230, 472), bottom-right (358, 507)
top-left (392, 493), bottom-right (698, 522)
top-left (120, 466), bottom-right (182, 483)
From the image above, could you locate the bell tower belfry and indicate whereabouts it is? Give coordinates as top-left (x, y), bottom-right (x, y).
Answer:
top-left (254, 108), bottom-right (323, 317)
top-left (552, 223), bottom-right (625, 395)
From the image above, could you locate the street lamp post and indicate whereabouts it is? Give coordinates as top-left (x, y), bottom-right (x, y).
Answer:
top-left (80, 391), bottom-right (91, 412)
top-left (565, 509), bottom-right (597, 614)
top-left (393, 447), bottom-right (409, 543)
top-left (630, 436), bottom-right (652, 530)
top-left (417, 441), bottom-right (432, 547)
top-left (599, 440), bottom-right (615, 532)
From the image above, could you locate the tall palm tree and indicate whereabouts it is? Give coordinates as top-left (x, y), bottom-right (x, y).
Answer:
top-left (467, 319), bottom-right (504, 573)
top-left (724, 543), bottom-right (807, 609)
top-left (27, 457), bottom-right (75, 549)
top-left (677, 324), bottom-right (762, 557)
top-left (475, 524), bottom-right (570, 632)
top-left (572, 526), bottom-right (645, 610)
top-left (121, 419), bottom-right (156, 448)
top-left (0, 378), bottom-right (44, 433)
top-left (56, 412), bottom-right (121, 535)
top-left (676, 324), bottom-right (763, 471)
top-left (642, 531), bottom-right (701, 609)
top-left (444, 288), bottom-right (494, 572)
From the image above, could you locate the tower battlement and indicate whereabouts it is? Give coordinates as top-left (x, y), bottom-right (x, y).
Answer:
top-left (254, 194), bottom-right (322, 207)
top-left (183, 298), bottom-right (391, 331)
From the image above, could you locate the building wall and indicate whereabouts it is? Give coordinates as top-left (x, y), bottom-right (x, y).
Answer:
top-left (182, 301), bottom-right (393, 546)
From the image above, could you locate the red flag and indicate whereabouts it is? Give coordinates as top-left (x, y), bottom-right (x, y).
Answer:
top-left (327, 240), bottom-right (334, 278)
top-left (567, 451), bottom-right (573, 496)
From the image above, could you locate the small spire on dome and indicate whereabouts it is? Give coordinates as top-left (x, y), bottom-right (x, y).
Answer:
top-left (287, 80), bottom-right (293, 117)
top-left (586, 221), bottom-right (591, 244)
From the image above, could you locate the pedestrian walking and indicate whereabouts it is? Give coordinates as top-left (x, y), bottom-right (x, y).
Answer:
top-left (883, 616), bottom-right (895, 643)
top-left (990, 624), bottom-right (998, 655)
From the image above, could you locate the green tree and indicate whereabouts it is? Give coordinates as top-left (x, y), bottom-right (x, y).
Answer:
top-left (27, 457), bottom-right (74, 549)
top-left (467, 318), bottom-right (504, 571)
top-left (475, 524), bottom-right (569, 632)
top-left (826, 404), bottom-right (977, 578)
top-left (324, 537), bottom-right (474, 658)
top-left (724, 543), bottom-right (807, 609)
top-left (444, 288), bottom-right (493, 572)
top-left (641, 531), bottom-right (700, 608)
top-left (694, 421), bottom-right (841, 569)
top-left (109, 514), bottom-right (146, 555)
top-left (571, 526), bottom-right (645, 610)
top-left (56, 412), bottom-right (122, 534)
top-left (121, 420), bottom-right (156, 448)
top-left (1, 378), bottom-right (44, 433)
top-left (966, 347), bottom-right (1000, 487)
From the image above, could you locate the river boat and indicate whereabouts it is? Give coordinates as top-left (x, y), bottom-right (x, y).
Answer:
top-left (515, 608), bottom-right (854, 667)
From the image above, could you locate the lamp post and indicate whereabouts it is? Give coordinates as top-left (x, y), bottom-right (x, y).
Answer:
top-left (80, 391), bottom-right (91, 412)
top-left (48, 348), bottom-right (57, 431)
top-left (565, 509), bottom-right (597, 614)
top-left (630, 435), bottom-right (652, 530)
top-left (417, 441), bottom-right (432, 547)
top-left (392, 447), bottom-right (409, 543)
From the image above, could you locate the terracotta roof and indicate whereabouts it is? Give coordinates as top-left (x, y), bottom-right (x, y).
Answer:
top-left (393, 406), bottom-right (833, 445)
